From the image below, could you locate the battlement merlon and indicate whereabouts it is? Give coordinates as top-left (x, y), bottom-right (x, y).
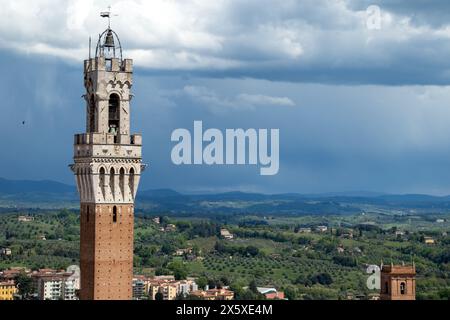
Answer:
top-left (84, 57), bottom-right (133, 73)
top-left (381, 265), bottom-right (416, 275)
top-left (74, 133), bottom-right (142, 146)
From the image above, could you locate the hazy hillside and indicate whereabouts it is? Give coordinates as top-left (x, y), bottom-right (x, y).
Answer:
top-left (0, 177), bottom-right (76, 194)
top-left (2, 177), bottom-right (450, 214)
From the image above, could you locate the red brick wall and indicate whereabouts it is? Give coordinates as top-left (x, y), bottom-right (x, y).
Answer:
top-left (380, 270), bottom-right (416, 300)
top-left (80, 204), bottom-right (134, 300)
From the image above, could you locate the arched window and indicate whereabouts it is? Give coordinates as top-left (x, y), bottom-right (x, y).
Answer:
top-left (400, 282), bottom-right (406, 295)
top-left (89, 94), bottom-right (96, 133)
top-left (113, 206), bottom-right (117, 223)
top-left (99, 167), bottom-right (106, 199)
top-left (110, 168), bottom-right (115, 199)
top-left (119, 168), bottom-right (125, 199)
top-left (108, 94), bottom-right (120, 143)
top-left (129, 168), bottom-right (135, 199)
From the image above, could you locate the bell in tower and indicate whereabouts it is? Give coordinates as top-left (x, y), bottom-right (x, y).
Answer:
top-left (95, 28), bottom-right (122, 61)
top-left (104, 29), bottom-right (115, 48)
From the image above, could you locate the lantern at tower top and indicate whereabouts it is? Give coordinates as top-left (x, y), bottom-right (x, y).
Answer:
top-left (95, 6), bottom-right (122, 61)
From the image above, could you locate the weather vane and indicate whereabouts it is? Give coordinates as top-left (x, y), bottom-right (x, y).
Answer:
top-left (100, 6), bottom-right (118, 29)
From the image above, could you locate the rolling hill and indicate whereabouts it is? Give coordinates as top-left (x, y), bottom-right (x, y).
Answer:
top-left (1, 177), bottom-right (450, 214)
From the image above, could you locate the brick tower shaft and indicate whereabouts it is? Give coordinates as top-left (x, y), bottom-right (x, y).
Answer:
top-left (80, 204), bottom-right (134, 300)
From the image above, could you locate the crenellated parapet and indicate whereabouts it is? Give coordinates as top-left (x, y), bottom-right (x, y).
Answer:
top-left (74, 133), bottom-right (142, 146)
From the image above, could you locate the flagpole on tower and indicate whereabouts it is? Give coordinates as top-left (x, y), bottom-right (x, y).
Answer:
top-left (100, 6), bottom-right (117, 29)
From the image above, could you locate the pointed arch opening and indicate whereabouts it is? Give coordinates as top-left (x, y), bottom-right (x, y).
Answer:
top-left (119, 167), bottom-right (125, 200)
top-left (129, 167), bottom-right (135, 199)
top-left (99, 167), bottom-right (106, 199)
top-left (110, 167), bottom-right (115, 200)
top-left (108, 93), bottom-right (120, 143)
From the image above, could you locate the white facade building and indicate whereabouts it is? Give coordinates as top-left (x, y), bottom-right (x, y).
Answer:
top-left (36, 274), bottom-right (78, 300)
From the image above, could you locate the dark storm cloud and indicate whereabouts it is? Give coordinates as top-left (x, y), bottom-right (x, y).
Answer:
top-left (2, 2), bottom-right (450, 195)
top-left (3, 1), bottom-right (450, 85)
top-left (3, 51), bottom-right (450, 194)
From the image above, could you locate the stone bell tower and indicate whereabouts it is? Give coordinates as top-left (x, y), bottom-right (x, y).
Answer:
top-left (70, 25), bottom-right (145, 300)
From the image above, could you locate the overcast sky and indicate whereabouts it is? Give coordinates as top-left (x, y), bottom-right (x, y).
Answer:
top-left (2, 0), bottom-right (450, 195)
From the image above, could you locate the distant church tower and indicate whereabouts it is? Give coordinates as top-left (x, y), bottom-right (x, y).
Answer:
top-left (380, 264), bottom-right (416, 300)
top-left (70, 25), bottom-right (144, 300)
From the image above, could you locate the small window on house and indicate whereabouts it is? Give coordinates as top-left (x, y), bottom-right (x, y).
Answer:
top-left (400, 282), bottom-right (406, 295)
top-left (87, 206), bottom-right (90, 222)
top-left (113, 206), bottom-right (117, 223)
top-left (384, 282), bottom-right (389, 294)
